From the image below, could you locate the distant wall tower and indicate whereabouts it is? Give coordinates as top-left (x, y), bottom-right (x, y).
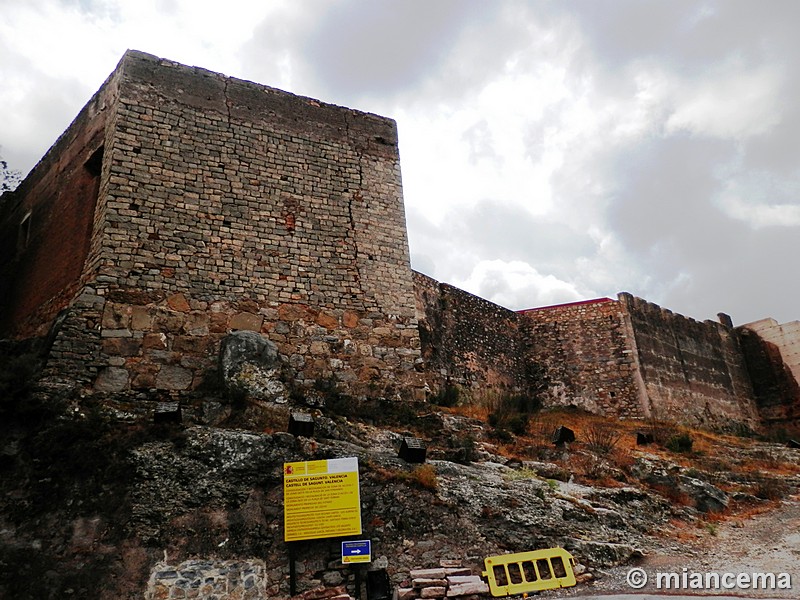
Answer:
top-left (0, 51), bottom-right (424, 401)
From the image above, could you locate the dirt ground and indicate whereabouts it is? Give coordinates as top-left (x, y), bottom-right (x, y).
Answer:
top-left (564, 496), bottom-right (800, 598)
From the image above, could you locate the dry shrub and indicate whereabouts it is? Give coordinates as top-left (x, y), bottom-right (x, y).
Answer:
top-left (585, 423), bottom-right (623, 455)
top-left (366, 462), bottom-right (438, 491)
top-left (571, 453), bottom-right (626, 486)
top-left (430, 384), bottom-right (460, 408)
top-left (487, 393), bottom-right (541, 436)
top-left (409, 464), bottom-right (438, 491)
top-left (610, 446), bottom-right (635, 472)
top-left (751, 477), bottom-right (789, 501)
top-left (666, 432), bottom-right (694, 453)
top-left (645, 418), bottom-right (680, 446)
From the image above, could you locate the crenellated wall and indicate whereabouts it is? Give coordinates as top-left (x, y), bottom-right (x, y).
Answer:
top-left (619, 293), bottom-right (760, 429)
top-left (413, 272), bottom-right (771, 428)
top-left (2, 50), bottom-right (796, 429)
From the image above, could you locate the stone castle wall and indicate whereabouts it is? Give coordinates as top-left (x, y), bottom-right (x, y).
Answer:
top-left (737, 319), bottom-right (800, 424)
top-left (0, 67), bottom-right (120, 338)
top-left (519, 297), bottom-right (646, 419)
top-left (413, 271), bottom-right (533, 400)
top-left (413, 274), bottom-right (766, 428)
top-left (620, 294), bottom-right (760, 429)
top-left (4, 51), bottom-right (424, 402)
top-left (2, 50), bottom-right (793, 428)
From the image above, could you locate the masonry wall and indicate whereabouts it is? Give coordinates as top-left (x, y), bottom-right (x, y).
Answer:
top-left (519, 298), bottom-right (646, 419)
top-left (0, 69), bottom-right (120, 338)
top-left (14, 50), bottom-right (425, 402)
top-left (620, 294), bottom-right (760, 429)
top-left (737, 320), bottom-right (800, 425)
top-left (413, 271), bottom-right (535, 400)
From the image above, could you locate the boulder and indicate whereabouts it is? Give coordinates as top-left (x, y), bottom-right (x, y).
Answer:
top-left (219, 331), bottom-right (286, 402)
top-left (678, 475), bottom-right (729, 513)
top-left (631, 457), bottom-right (728, 513)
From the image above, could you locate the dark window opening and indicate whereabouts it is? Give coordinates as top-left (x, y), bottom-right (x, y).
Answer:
top-left (85, 145), bottom-right (104, 177)
top-left (18, 211), bottom-right (31, 254)
top-left (536, 559), bottom-right (553, 580)
top-left (508, 563), bottom-right (523, 585)
top-left (522, 561), bottom-right (538, 582)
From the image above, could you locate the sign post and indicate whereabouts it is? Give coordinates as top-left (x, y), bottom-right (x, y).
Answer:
top-left (283, 457), bottom-right (362, 595)
top-left (283, 457), bottom-right (362, 542)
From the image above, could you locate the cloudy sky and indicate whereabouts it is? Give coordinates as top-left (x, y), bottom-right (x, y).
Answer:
top-left (2, 0), bottom-right (798, 326)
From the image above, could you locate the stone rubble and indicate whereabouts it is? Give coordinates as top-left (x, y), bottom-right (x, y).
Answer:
top-left (397, 561), bottom-right (489, 600)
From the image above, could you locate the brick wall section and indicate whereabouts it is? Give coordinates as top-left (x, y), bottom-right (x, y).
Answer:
top-left (15, 50), bottom-right (425, 401)
top-left (413, 271), bottom-right (535, 399)
top-left (519, 297), bottom-right (646, 418)
top-left (0, 68), bottom-right (121, 338)
top-left (620, 293), bottom-right (760, 429)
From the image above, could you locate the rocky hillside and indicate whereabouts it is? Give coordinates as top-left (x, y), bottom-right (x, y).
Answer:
top-left (1, 349), bottom-right (800, 599)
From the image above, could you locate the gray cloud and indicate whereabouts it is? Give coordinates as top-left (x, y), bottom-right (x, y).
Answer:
top-left (451, 200), bottom-right (596, 273)
top-left (607, 135), bottom-right (736, 256)
top-left (0, 38), bottom-right (91, 175)
top-left (303, 1), bottom-right (472, 95)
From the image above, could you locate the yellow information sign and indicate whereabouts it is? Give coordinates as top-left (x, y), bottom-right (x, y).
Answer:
top-left (283, 457), bottom-right (362, 542)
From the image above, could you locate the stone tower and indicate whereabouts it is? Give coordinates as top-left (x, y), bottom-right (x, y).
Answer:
top-left (0, 50), bottom-right (424, 401)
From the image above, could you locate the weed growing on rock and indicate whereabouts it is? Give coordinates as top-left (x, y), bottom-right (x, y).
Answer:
top-left (504, 467), bottom-right (539, 481)
top-left (409, 464), bottom-right (438, 491)
top-left (365, 461), bottom-right (438, 491)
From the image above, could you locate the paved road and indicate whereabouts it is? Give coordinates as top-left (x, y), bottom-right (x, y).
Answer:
top-left (569, 594), bottom-right (780, 600)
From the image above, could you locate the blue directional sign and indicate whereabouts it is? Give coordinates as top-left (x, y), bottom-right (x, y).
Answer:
top-left (342, 540), bottom-right (371, 564)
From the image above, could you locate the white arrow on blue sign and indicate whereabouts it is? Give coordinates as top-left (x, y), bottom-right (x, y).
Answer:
top-left (342, 540), bottom-right (371, 563)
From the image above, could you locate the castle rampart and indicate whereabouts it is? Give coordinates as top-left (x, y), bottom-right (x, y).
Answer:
top-left (2, 50), bottom-right (795, 430)
top-left (519, 297), bottom-right (647, 419)
top-left (1, 50), bottom-right (425, 401)
top-left (620, 293), bottom-right (760, 428)
top-left (413, 270), bottom-right (534, 400)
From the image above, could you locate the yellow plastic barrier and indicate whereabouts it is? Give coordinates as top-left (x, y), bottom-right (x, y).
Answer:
top-left (482, 548), bottom-right (577, 596)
